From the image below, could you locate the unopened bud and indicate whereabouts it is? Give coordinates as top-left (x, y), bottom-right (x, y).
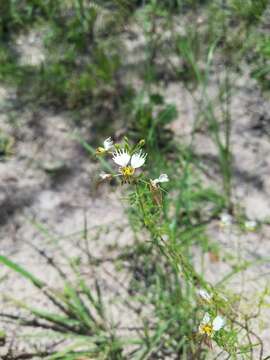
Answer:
top-left (139, 139), bottom-right (145, 147)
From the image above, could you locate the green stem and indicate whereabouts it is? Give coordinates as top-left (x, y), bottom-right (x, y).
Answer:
top-left (134, 184), bottom-right (208, 289)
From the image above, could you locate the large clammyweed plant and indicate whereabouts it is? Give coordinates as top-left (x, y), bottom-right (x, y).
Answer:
top-left (95, 136), bottom-right (266, 359)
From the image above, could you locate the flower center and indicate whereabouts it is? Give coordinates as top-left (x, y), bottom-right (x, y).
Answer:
top-left (201, 324), bottom-right (213, 336)
top-left (121, 166), bottom-right (135, 177)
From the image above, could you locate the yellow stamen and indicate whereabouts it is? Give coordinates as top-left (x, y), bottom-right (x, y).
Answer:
top-left (201, 324), bottom-right (213, 337)
top-left (121, 166), bottom-right (135, 177)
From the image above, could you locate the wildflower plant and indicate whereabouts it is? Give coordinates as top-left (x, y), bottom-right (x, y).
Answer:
top-left (96, 134), bottom-right (268, 359)
top-left (94, 136), bottom-right (256, 358)
top-left (0, 0), bottom-right (268, 358)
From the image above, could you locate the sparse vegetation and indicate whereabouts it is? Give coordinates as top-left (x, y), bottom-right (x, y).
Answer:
top-left (0, 1), bottom-right (270, 359)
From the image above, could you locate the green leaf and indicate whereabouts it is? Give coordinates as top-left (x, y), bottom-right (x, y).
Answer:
top-left (0, 255), bottom-right (44, 289)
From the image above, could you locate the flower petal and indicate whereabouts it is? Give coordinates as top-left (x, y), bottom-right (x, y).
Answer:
top-left (198, 289), bottom-right (212, 302)
top-left (131, 150), bottom-right (147, 169)
top-left (112, 150), bottom-right (131, 167)
top-left (157, 173), bottom-right (169, 183)
top-left (151, 173), bottom-right (169, 188)
top-left (213, 316), bottom-right (225, 331)
top-left (99, 172), bottom-right (112, 180)
top-left (201, 313), bottom-right (211, 325)
top-left (103, 137), bottom-right (113, 150)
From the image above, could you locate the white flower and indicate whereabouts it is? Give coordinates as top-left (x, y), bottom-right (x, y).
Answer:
top-left (244, 220), bottom-right (257, 231)
top-left (158, 174), bottom-right (169, 183)
top-left (198, 289), bottom-right (212, 303)
top-left (112, 149), bottom-right (147, 180)
top-left (112, 149), bottom-right (147, 179)
top-left (199, 313), bottom-right (225, 337)
top-left (103, 137), bottom-right (114, 151)
top-left (112, 149), bottom-right (131, 167)
top-left (199, 313), bottom-right (211, 335)
top-left (219, 213), bottom-right (233, 227)
top-left (99, 172), bottom-right (112, 180)
top-left (96, 137), bottom-right (114, 154)
top-left (151, 173), bottom-right (169, 187)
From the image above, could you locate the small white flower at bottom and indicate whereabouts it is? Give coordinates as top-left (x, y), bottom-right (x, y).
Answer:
top-left (199, 313), bottom-right (225, 337)
top-left (212, 316), bottom-right (225, 331)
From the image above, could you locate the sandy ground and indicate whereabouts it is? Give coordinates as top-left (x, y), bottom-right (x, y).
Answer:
top-left (0, 22), bottom-right (270, 359)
